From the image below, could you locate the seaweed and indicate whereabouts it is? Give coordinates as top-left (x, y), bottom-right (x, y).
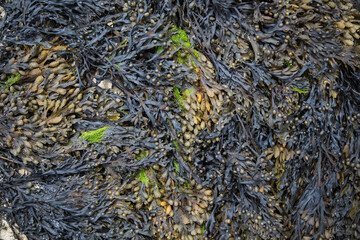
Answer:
top-left (79, 126), bottom-right (109, 143)
top-left (173, 86), bottom-right (185, 109)
top-left (0, 0), bottom-right (359, 239)
top-left (292, 87), bottom-right (309, 94)
top-left (1, 74), bottom-right (20, 93)
top-left (136, 150), bottom-right (149, 161)
top-left (138, 169), bottom-right (150, 184)
top-left (170, 26), bottom-right (199, 65)
top-left (173, 160), bottom-right (179, 174)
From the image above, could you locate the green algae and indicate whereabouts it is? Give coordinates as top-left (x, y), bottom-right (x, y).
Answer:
top-left (136, 150), bottom-right (149, 161)
top-left (170, 26), bottom-right (199, 66)
top-left (157, 27), bottom-right (200, 66)
top-left (170, 27), bottom-right (192, 48)
top-left (292, 87), bottom-right (309, 94)
top-left (174, 86), bottom-right (194, 109)
top-left (138, 169), bottom-right (150, 184)
top-left (174, 160), bottom-right (179, 174)
top-left (174, 86), bottom-right (185, 109)
top-left (79, 126), bottom-right (109, 143)
top-left (156, 46), bottom-right (163, 53)
top-left (2, 74), bottom-right (21, 93)
top-left (201, 224), bottom-right (205, 235)
top-left (285, 59), bottom-right (294, 71)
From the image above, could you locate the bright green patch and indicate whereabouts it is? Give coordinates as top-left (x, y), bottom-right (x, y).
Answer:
top-left (201, 224), bottom-right (205, 235)
top-left (173, 86), bottom-right (194, 109)
top-left (180, 180), bottom-right (192, 193)
top-left (156, 46), bottom-right (164, 54)
top-left (173, 140), bottom-right (179, 151)
top-left (66, 142), bottom-right (73, 146)
top-left (155, 27), bottom-right (200, 67)
top-left (170, 27), bottom-right (192, 48)
top-left (136, 150), bottom-right (149, 161)
top-left (138, 169), bottom-right (150, 184)
top-left (79, 126), bottom-right (109, 143)
top-left (2, 74), bottom-right (21, 93)
top-left (285, 59), bottom-right (293, 71)
top-left (170, 27), bottom-right (199, 67)
top-left (174, 86), bottom-right (185, 109)
top-left (292, 87), bottom-right (309, 94)
top-left (174, 160), bottom-right (179, 174)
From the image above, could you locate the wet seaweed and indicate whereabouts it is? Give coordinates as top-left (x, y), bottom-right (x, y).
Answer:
top-left (0, 0), bottom-right (360, 239)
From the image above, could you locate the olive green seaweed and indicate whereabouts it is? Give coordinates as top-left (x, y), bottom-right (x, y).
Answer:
top-left (118, 109), bottom-right (128, 115)
top-left (119, 38), bottom-right (128, 48)
top-left (79, 126), bottom-right (109, 143)
top-left (349, 201), bottom-right (358, 220)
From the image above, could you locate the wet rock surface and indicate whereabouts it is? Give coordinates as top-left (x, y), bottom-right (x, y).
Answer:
top-left (0, 0), bottom-right (359, 239)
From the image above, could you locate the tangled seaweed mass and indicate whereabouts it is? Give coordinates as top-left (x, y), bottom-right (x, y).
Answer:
top-left (0, 0), bottom-right (359, 239)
